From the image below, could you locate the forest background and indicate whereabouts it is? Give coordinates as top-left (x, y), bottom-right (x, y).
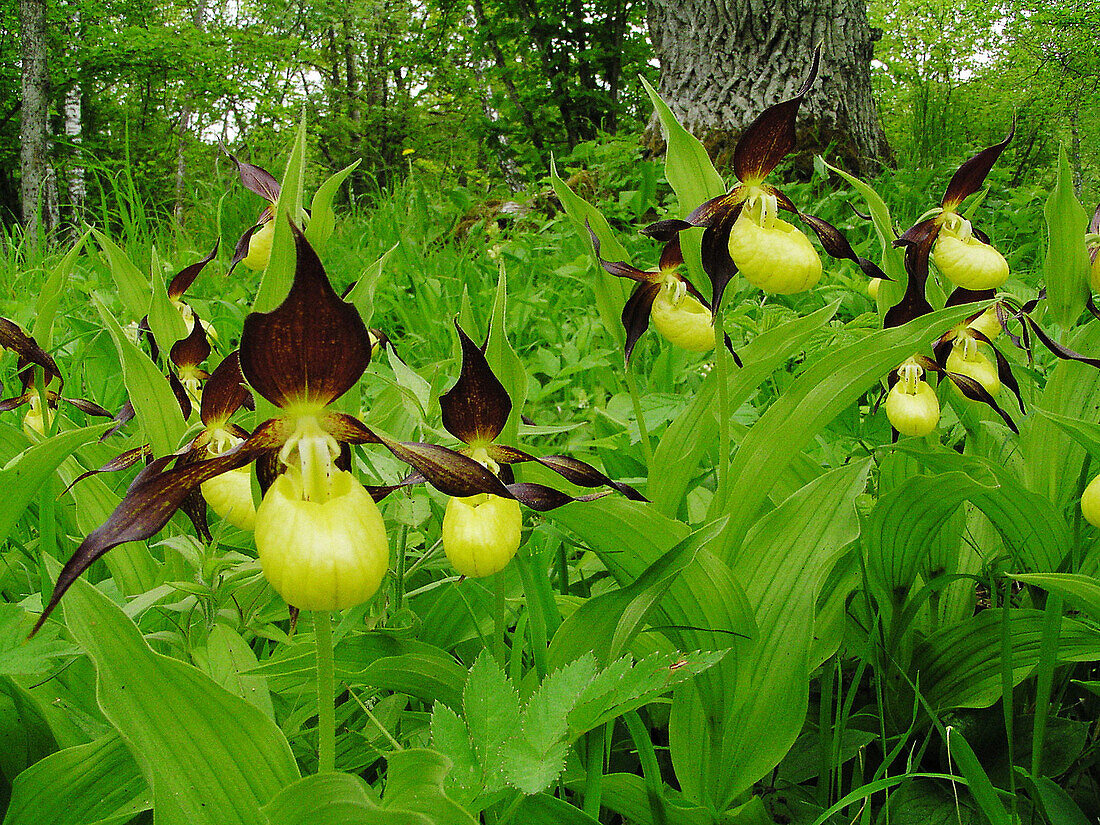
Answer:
top-left (1, 0), bottom-right (1097, 233)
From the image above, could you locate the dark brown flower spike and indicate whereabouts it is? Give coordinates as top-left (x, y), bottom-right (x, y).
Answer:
top-left (440, 322), bottom-right (512, 446)
top-left (486, 444), bottom-right (645, 502)
top-left (167, 240), bottom-right (220, 301)
top-left (623, 282), bottom-right (663, 364)
top-left (239, 222), bottom-right (372, 409)
top-left (227, 224), bottom-right (263, 277)
top-left (734, 45), bottom-right (820, 185)
top-left (60, 445), bottom-right (152, 497)
top-left (941, 126), bottom-right (1014, 211)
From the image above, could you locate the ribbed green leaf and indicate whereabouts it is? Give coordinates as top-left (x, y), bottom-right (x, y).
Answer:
top-left (597, 773), bottom-right (713, 825)
top-left (203, 624), bottom-right (275, 719)
top-left (4, 733), bottom-right (150, 825)
top-left (89, 227), bottom-right (150, 320)
top-left (1013, 573), bottom-right (1100, 622)
top-left (255, 116), bottom-right (308, 312)
top-left (306, 159), bottom-right (361, 254)
top-left (0, 422), bottom-right (110, 546)
top-left (1043, 144), bottom-right (1091, 329)
top-left (346, 244), bottom-right (397, 330)
top-left (651, 303), bottom-right (837, 515)
top-left (914, 609), bottom-right (1100, 710)
top-left (146, 247), bottom-right (188, 353)
top-left (485, 268), bottom-right (527, 444)
top-left (512, 794), bottom-right (601, 825)
top-left (711, 302), bottom-right (997, 556)
top-left (674, 460), bottom-right (869, 809)
top-left (1018, 768), bottom-right (1093, 825)
top-left (33, 229), bottom-right (88, 347)
top-left (62, 576), bottom-right (299, 825)
top-left (95, 298), bottom-right (186, 456)
top-left (944, 727), bottom-right (1012, 825)
top-left (820, 159), bottom-right (905, 286)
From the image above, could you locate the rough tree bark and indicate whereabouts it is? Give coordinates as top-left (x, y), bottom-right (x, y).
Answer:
top-left (646, 0), bottom-right (890, 177)
top-left (19, 0), bottom-right (49, 240)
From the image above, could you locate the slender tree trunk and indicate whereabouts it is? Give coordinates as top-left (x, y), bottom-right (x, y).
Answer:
top-left (646, 0), bottom-right (891, 176)
top-left (63, 12), bottom-right (84, 220)
top-left (19, 0), bottom-right (49, 241)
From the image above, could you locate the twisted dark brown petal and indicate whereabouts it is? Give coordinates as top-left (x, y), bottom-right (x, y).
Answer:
top-left (170, 314), bottom-right (211, 371)
top-left (100, 400), bottom-right (136, 441)
top-left (504, 482), bottom-right (610, 512)
top-left (0, 395), bottom-right (27, 413)
top-left (587, 224), bottom-right (655, 283)
top-left (239, 223), bottom-right (371, 408)
top-left (0, 317), bottom-right (61, 388)
top-left (372, 434), bottom-right (513, 498)
top-left (733, 45), bottom-right (820, 183)
top-left (699, 203), bottom-right (743, 316)
top-left (227, 224), bottom-right (262, 277)
top-left (60, 445), bottom-right (152, 497)
top-left (886, 218), bottom-right (939, 329)
top-left (485, 444), bottom-right (647, 502)
top-left (167, 240), bottom-right (220, 300)
top-left (1087, 295), bottom-right (1100, 322)
top-left (944, 371), bottom-right (1019, 433)
top-left (970, 329), bottom-right (1025, 414)
top-left (941, 126), bottom-right (1014, 210)
top-left (658, 236), bottom-right (684, 273)
top-left (175, 449), bottom-right (212, 542)
top-left (138, 316), bottom-right (161, 362)
top-left (686, 191), bottom-right (739, 228)
top-left (365, 471), bottom-right (427, 503)
top-left (797, 212), bottom-right (889, 281)
top-left (1024, 316), bottom-right (1100, 370)
top-left (169, 371), bottom-right (192, 420)
top-left (64, 397), bottom-right (114, 417)
top-left (224, 147), bottom-right (281, 203)
top-left (33, 419), bottom-right (287, 634)
top-left (440, 322), bottom-right (513, 445)
top-left (200, 351), bottom-right (253, 427)
top-left (622, 281), bottom-right (661, 364)
top-left (946, 287), bottom-right (997, 308)
top-left (642, 219), bottom-right (693, 242)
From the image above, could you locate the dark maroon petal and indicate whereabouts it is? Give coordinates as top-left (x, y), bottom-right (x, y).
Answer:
top-left (1025, 317), bottom-right (1100, 370)
top-left (200, 352), bottom-right (252, 427)
top-left (486, 444), bottom-right (647, 502)
top-left (372, 434), bottom-right (513, 498)
top-left (227, 225), bottom-right (262, 277)
top-left (642, 219), bottom-right (693, 242)
top-left (733, 46), bottom-right (820, 183)
top-left (799, 212), bottom-right (889, 281)
top-left (365, 471), bottom-right (427, 502)
top-left (137, 316), bottom-right (161, 363)
top-left (946, 288), bottom-right (997, 308)
top-left (320, 411), bottom-right (382, 445)
top-left (686, 192), bottom-right (739, 228)
top-left (1090, 203), bottom-right (1100, 235)
top-left (0, 395), bottom-right (28, 413)
top-left (587, 223), bottom-right (655, 283)
top-left (439, 322), bottom-right (512, 445)
top-left (63, 397), bottom-right (113, 417)
top-left (170, 313), bottom-right (211, 370)
top-left (100, 400), bottom-right (136, 441)
top-left (1087, 295), bottom-right (1100, 322)
top-left (169, 372), bottom-right (192, 420)
top-left (622, 281), bottom-right (661, 364)
top-left (60, 445), bottom-right (152, 497)
top-left (658, 237), bottom-right (684, 273)
top-left (945, 371), bottom-right (1018, 433)
top-left (167, 240), bottom-right (219, 300)
top-left (0, 317), bottom-right (61, 388)
top-left (33, 419), bottom-right (287, 634)
top-left (941, 127), bottom-right (1014, 210)
top-left (505, 482), bottom-right (610, 511)
top-left (886, 219), bottom-right (940, 329)
top-left (699, 203), bottom-right (743, 316)
top-left (224, 146), bottom-right (281, 203)
top-left (970, 331), bottom-right (1025, 414)
top-left (239, 223), bottom-right (371, 408)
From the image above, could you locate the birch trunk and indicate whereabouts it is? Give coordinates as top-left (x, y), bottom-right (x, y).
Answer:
top-left (646, 0), bottom-right (891, 176)
top-left (19, 0), bottom-right (49, 240)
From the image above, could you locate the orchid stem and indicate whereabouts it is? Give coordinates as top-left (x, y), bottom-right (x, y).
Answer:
top-left (583, 724), bottom-right (607, 819)
top-left (315, 610), bottom-right (336, 773)
top-left (714, 304), bottom-right (731, 506)
top-left (493, 571), bottom-right (507, 665)
top-left (625, 368), bottom-right (654, 471)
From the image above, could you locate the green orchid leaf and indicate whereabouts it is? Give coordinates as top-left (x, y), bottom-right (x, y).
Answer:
top-left (89, 227), bottom-right (150, 320)
top-left (306, 159), bottom-right (361, 254)
top-left (147, 247), bottom-right (189, 354)
top-left (255, 115), bottom-right (309, 313)
top-left (345, 244), bottom-right (397, 330)
top-left (33, 229), bottom-right (88, 348)
top-left (1044, 144), bottom-right (1091, 329)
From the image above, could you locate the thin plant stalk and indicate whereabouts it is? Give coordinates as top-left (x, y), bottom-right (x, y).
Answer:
top-left (315, 610), bottom-right (336, 773)
top-left (713, 304), bottom-right (731, 505)
top-left (624, 368), bottom-right (654, 470)
top-left (623, 711), bottom-right (669, 825)
top-left (583, 724), bottom-right (606, 819)
top-left (493, 570), bottom-right (507, 664)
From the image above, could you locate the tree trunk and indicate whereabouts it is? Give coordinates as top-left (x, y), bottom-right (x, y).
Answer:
top-left (646, 0), bottom-right (890, 177)
top-left (64, 12), bottom-right (85, 219)
top-left (19, 0), bottom-right (49, 241)
top-left (175, 0), bottom-right (206, 219)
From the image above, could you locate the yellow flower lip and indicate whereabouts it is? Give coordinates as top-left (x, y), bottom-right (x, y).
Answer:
top-left (201, 465), bottom-right (256, 531)
top-left (728, 205), bottom-right (822, 295)
top-left (255, 467), bottom-right (388, 610)
top-left (946, 339), bottom-right (1001, 396)
top-left (649, 280), bottom-right (715, 353)
top-left (443, 493), bottom-right (522, 578)
top-left (241, 220), bottom-right (275, 271)
top-left (932, 214), bottom-right (1009, 290)
top-left (1082, 473), bottom-right (1100, 528)
top-left (886, 380), bottom-right (939, 437)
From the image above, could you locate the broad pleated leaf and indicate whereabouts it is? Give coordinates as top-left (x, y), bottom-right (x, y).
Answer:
top-left (62, 576), bottom-right (299, 825)
top-left (1044, 144), bottom-right (1092, 328)
top-left (1012, 573), bottom-right (1100, 622)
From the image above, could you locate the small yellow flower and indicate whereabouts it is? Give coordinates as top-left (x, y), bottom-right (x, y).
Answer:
top-left (946, 335), bottom-right (1000, 396)
top-left (650, 280), bottom-right (715, 353)
top-left (885, 359), bottom-right (939, 437)
top-left (1082, 473), bottom-right (1100, 528)
top-left (241, 220), bottom-right (275, 271)
top-left (200, 465), bottom-right (256, 531)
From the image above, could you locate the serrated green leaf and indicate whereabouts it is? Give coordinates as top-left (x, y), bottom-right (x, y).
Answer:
top-left (430, 705), bottom-right (482, 806)
top-left (1044, 144), bottom-right (1091, 329)
top-left (463, 652), bottom-right (521, 793)
top-left (62, 574), bottom-right (299, 825)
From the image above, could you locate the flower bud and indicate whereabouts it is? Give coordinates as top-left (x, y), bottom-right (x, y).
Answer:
top-left (254, 468), bottom-right (388, 610)
top-left (1091, 253), bottom-right (1100, 293)
top-left (946, 341), bottom-right (1000, 396)
top-left (241, 221), bottom-right (275, 271)
top-left (22, 395), bottom-right (48, 437)
top-left (885, 362), bottom-right (939, 436)
top-left (650, 283), bottom-right (715, 353)
top-left (932, 216), bottom-right (1008, 290)
top-left (867, 278), bottom-right (882, 300)
top-left (1082, 473), bottom-right (1100, 528)
top-left (443, 493), bottom-right (522, 578)
top-left (200, 465), bottom-right (257, 531)
top-left (728, 209), bottom-right (822, 295)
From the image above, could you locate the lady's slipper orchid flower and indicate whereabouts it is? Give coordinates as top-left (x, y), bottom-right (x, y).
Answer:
top-left (1087, 204), bottom-right (1100, 293)
top-left (223, 151), bottom-right (282, 274)
top-left (1082, 471), bottom-right (1100, 528)
top-left (437, 322), bottom-right (645, 576)
top-left (0, 318), bottom-right (111, 435)
top-left (656, 48), bottom-right (886, 310)
top-left (589, 223), bottom-right (715, 363)
top-left (888, 131), bottom-right (1013, 329)
top-left (885, 358), bottom-right (940, 437)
